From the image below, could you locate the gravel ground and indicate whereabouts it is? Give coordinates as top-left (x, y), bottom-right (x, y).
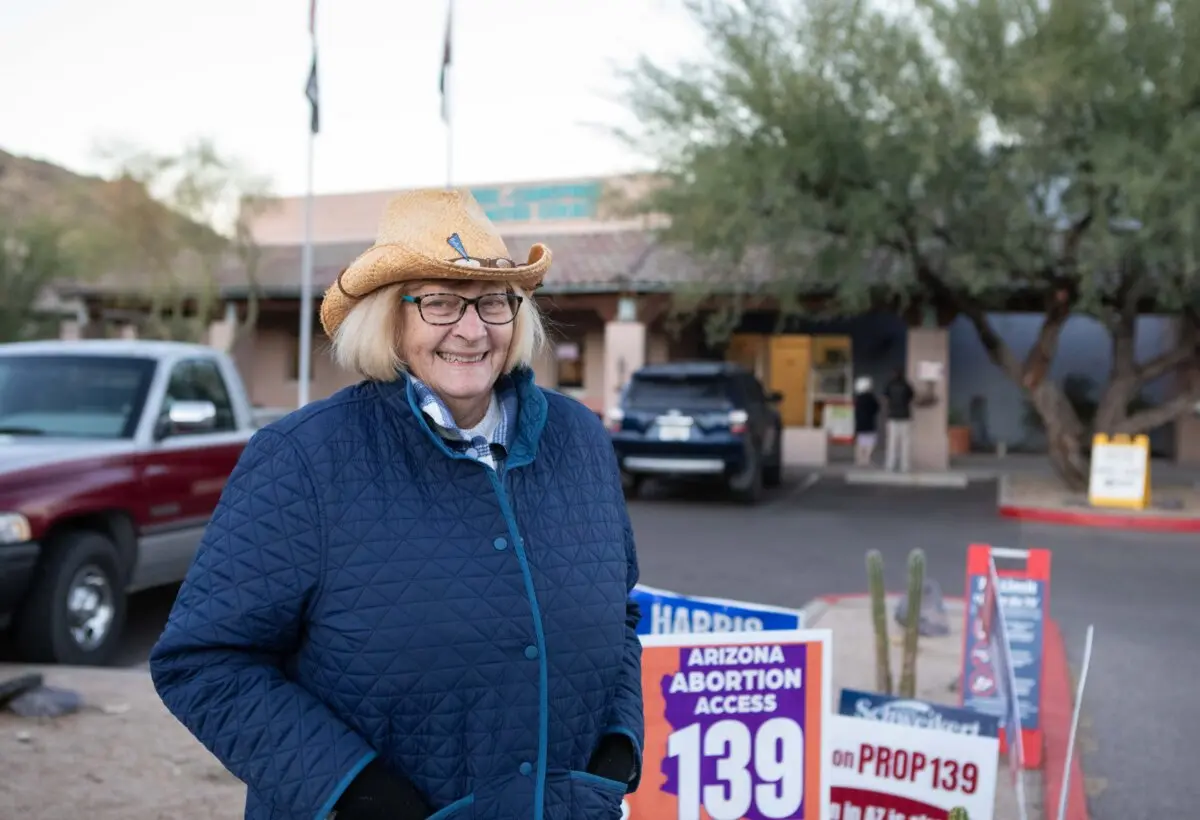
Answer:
top-left (0, 665), bottom-right (245, 820)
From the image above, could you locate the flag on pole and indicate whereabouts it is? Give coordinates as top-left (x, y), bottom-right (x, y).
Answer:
top-left (306, 0), bottom-right (319, 134)
top-left (306, 54), bottom-right (320, 134)
top-left (439, 1), bottom-right (453, 123)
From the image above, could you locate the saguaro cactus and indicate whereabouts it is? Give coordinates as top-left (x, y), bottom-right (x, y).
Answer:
top-left (948, 808), bottom-right (970, 820)
top-left (898, 548), bottom-right (926, 698)
top-left (866, 549), bottom-right (893, 694)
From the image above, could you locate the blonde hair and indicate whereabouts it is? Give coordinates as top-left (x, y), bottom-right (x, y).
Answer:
top-left (329, 281), bottom-right (546, 382)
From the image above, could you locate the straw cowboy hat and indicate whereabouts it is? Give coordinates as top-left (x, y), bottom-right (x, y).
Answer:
top-left (319, 188), bottom-right (552, 337)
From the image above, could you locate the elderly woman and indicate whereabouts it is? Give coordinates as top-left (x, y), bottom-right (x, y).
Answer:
top-left (150, 189), bottom-right (644, 820)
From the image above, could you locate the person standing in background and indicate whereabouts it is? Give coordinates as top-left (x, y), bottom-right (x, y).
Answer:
top-left (883, 368), bottom-right (916, 473)
top-left (852, 376), bottom-right (880, 466)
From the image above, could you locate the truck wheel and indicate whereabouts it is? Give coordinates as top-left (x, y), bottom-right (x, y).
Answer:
top-left (14, 531), bottom-right (127, 666)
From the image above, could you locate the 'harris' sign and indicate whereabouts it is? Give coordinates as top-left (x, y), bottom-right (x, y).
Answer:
top-left (630, 584), bottom-right (806, 636)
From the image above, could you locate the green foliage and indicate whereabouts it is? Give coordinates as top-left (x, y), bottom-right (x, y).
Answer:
top-left (618, 0), bottom-right (1200, 484)
top-left (618, 0), bottom-right (1200, 322)
top-left (87, 137), bottom-right (275, 344)
top-left (0, 220), bottom-right (77, 343)
top-left (866, 549), bottom-right (893, 695)
top-left (948, 808), bottom-right (970, 820)
top-left (899, 548), bottom-right (925, 699)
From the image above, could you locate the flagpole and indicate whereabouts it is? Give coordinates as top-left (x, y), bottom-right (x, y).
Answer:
top-left (298, 128), bottom-right (315, 408)
top-left (298, 0), bottom-right (318, 408)
top-left (442, 0), bottom-right (453, 190)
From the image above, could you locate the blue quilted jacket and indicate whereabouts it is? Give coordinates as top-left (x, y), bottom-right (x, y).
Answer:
top-left (149, 367), bottom-right (644, 820)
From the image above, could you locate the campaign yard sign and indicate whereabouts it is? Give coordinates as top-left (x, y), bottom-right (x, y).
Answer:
top-left (827, 714), bottom-right (999, 820)
top-left (630, 583), bottom-right (807, 636)
top-left (838, 689), bottom-right (1000, 738)
top-left (625, 629), bottom-right (832, 820)
top-left (959, 545), bottom-right (1051, 769)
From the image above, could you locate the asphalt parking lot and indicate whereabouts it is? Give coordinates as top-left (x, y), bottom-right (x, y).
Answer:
top-left (5, 473), bottom-right (1194, 819)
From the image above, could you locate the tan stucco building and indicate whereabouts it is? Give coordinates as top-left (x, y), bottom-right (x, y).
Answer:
top-left (57, 171), bottom-right (1200, 468)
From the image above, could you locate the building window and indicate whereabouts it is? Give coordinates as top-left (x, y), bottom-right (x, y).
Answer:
top-left (556, 340), bottom-right (584, 388)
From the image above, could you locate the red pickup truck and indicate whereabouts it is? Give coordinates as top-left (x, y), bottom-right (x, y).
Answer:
top-left (0, 339), bottom-right (262, 665)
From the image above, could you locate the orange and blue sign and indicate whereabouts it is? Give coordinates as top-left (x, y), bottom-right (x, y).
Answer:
top-left (959, 544), bottom-right (1051, 770)
top-left (625, 629), bottom-right (831, 820)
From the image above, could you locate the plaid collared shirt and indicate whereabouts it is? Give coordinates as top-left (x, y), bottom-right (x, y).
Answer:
top-left (410, 374), bottom-right (518, 471)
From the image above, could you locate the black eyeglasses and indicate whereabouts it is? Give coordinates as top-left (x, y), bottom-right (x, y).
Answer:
top-left (401, 292), bottom-right (524, 325)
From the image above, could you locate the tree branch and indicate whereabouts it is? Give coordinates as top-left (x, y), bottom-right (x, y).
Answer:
top-left (910, 257), bottom-right (1025, 382)
top-left (1131, 306), bottom-right (1200, 386)
top-left (1136, 343), bottom-right (1198, 385)
top-left (888, 212), bottom-right (1027, 383)
top-left (1108, 269), bottom-right (1139, 378)
top-left (1115, 377), bottom-right (1200, 435)
top-left (1020, 288), bottom-right (1073, 390)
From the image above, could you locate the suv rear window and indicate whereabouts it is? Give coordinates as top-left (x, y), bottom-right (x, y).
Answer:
top-left (624, 375), bottom-right (733, 408)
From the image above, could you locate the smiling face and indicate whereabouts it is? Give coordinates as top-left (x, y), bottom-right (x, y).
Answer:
top-left (399, 279), bottom-right (517, 425)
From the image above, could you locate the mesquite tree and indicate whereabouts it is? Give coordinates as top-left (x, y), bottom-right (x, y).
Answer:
top-left (0, 220), bottom-right (76, 343)
top-left (617, 0), bottom-right (1200, 489)
top-left (88, 137), bottom-right (274, 346)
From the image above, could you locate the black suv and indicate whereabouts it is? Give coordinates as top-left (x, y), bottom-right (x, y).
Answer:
top-left (606, 361), bottom-right (784, 503)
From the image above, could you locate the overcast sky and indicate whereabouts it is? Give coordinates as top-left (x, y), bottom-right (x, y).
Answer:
top-left (0, 0), bottom-right (702, 198)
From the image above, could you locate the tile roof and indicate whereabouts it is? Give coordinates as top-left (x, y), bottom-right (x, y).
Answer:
top-left (217, 229), bottom-right (669, 296)
top-left (53, 227), bottom-right (894, 301)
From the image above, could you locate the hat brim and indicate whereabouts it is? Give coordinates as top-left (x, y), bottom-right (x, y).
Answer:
top-left (320, 241), bottom-right (551, 338)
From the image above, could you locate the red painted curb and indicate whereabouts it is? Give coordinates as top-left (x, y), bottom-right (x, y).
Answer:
top-left (999, 504), bottom-right (1200, 533)
top-left (1042, 617), bottom-right (1089, 820)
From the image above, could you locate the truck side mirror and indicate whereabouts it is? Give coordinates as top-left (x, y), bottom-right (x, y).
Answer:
top-left (155, 400), bottom-right (218, 440)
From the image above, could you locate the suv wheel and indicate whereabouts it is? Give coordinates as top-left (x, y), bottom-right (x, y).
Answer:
top-left (14, 530), bottom-right (127, 666)
top-left (763, 462), bottom-right (783, 488)
top-left (728, 455), bottom-right (764, 505)
top-left (621, 471), bottom-right (644, 500)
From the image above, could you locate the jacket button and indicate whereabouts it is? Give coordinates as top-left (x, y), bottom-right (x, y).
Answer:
top-left (519, 761), bottom-right (533, 776)
top-left (524, 645), bottom-right (539, 660)
top-left (493, 537), bottom-right (508, 550)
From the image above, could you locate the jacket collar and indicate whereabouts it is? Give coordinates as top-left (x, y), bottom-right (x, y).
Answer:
top-left (374, 366), bottom-right (547, 470)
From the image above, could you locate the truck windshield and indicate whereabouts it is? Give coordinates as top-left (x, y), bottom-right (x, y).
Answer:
top-left (0, 355), bottom-right (157, 439)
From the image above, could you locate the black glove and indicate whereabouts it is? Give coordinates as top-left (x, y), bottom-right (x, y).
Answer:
top-left (332, 758), bottom-right (433, 820)
top-left (586, 734), bottom-right (637, 785)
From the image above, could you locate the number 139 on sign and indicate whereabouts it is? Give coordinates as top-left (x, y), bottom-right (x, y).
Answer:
top-left (666, 717), bottom-right (805, 820)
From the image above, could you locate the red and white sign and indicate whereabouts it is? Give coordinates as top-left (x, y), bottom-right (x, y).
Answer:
top-left (827, 714), bottom-right (998, 820)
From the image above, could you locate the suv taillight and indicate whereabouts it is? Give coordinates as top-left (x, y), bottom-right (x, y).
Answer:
top-left (729, 409), bottom-right (749, 435)
top-left (605, 407), bottom-right (625, 432)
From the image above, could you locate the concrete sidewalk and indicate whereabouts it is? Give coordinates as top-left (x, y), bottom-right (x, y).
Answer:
top-left (998, 472), bottom-right (1200, 532)
top-left (804, 594), bottom-right (1043, 820)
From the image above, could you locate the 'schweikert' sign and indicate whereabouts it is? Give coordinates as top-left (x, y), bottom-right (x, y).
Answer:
top-left (625, 629), bottom-right (832, 820)
top-left (838, 689), bottom-right (1000, 738)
